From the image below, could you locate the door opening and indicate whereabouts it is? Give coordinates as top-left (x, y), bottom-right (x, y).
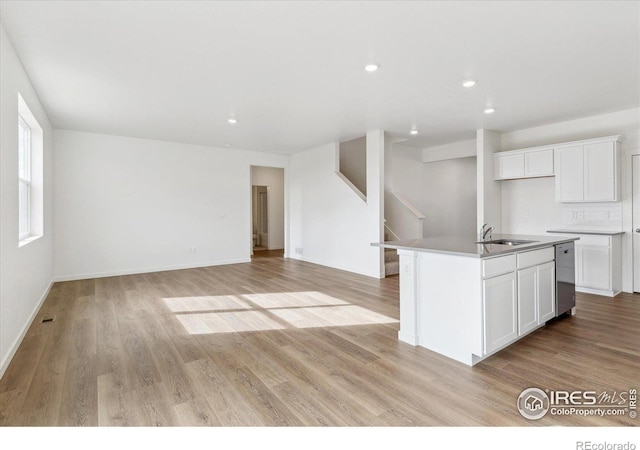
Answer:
top-left (252, 185), bottom-right (269, 251)
top-left (250, 166), bottom-right (285, 258)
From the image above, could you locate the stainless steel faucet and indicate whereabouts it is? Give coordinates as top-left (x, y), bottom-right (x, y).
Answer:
top-left (479, 223), bottom-right (495, 241)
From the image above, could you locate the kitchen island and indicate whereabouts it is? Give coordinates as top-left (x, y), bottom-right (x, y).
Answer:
top-left (374, 234), bottom-right (579, 366)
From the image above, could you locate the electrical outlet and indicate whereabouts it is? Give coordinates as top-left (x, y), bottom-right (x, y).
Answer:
top-left (295, 247), bottom-right (303, 255)
top-left (187, 246), bottom-right (197, 254)
top-left (576, 211), bottom-right (584, 220)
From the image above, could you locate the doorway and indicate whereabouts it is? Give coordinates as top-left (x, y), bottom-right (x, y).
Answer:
top-left (251, 166), bottom-right (285, 256)
top-left (252, 186), bottom-right (269, 251)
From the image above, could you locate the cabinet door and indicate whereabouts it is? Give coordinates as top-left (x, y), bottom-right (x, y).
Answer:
top-left (483, 272), bottom-right (518, 354)
top-left (494, 153), bottom-right (525, 180)
top-left (525, 149), bottom-right (554, 177)
top-left (555, 145), bottom-right (584, 202)
top-left (584, 141), bottom-right (617, 201)
top-left (517, 267), bottom-right (538, 335)
top-left (577, 245), bottom-right (611, 290)
top-left (537, 261), bottom-right (556, 324)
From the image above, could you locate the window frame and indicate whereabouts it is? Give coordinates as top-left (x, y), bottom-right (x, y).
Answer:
top-left (18, 114), bottom-right (32, 241)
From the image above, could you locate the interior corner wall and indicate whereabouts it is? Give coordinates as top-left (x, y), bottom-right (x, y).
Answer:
top-left (53, 130), bottom-right (288, 280)
top-left (251, 166), bottom-right (285, 250)
top-left (477, 129), bottom-right (502, 233)
top-left (289, 130), bottom-right (384, 278)
top-left (0, 24), bottom-right (54, 377)
top-left (390, 143), bottom-right (476, 238)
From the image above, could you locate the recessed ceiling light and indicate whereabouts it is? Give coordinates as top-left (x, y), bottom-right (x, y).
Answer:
top-left (364, 64), bottom-right (380, 72)
top-left (410, 129), bottom-right (418, 135)
top-left (462, 79), bottom-right (477, 88)
top-left (484, 107), bottom-right (496, 114)
top-left (227, 118), bottom-right (237, 124)
top-left (224, 143), bottom-right (231, 147)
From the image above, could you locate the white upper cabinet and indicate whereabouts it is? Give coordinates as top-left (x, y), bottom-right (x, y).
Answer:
top-left (555, 145), bottom-right (584, 202)
top-left (494, 147), bottom-right (553, 180)
top-left (524, 149), bottom-right (554, 178)
top-left (585, 141), bottom-right (617, 201)
top-left (554, 136), bottom-right (621, 202)
top-left (495, 153), bottom-right (524, 179)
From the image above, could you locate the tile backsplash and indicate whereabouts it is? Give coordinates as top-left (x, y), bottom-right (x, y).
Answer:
top-left (561, 203), bottom-right (622, 230)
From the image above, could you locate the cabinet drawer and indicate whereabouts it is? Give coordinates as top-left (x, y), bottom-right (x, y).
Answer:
top-left (483, 254), bottom-right (516, 278)
top-left (574, 235), bottom-right (611, 247)
top-left (517, 247), bottom-right (554, 269)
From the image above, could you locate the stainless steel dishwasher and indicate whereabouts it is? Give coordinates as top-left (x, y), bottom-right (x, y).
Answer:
top-left (555, 242), bottom-right (576, 316)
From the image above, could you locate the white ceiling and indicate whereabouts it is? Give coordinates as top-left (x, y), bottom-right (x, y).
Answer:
top-left (1, 1), bottom-right (638, 153)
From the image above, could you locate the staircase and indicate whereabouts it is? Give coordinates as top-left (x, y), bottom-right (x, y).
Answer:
top-left (384, 248), bottom-right (399, 276)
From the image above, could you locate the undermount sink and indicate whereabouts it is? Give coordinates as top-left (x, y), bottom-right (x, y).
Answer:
top-left (476, 239), bottom-right (538, 246)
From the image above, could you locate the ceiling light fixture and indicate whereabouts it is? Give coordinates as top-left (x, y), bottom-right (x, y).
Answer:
top-left (227, 118), bottom-right (237, 124)
top-left (462, 79), bottom-right (477, 88)
top-left (484, 107), bottom-right (496, 114)
top-left (364, 64), bottom-right (380, 72)
top-left (410, 129), bottom-right (418, 135)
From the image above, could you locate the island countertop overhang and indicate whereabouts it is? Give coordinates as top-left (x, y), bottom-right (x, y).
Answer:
top-left (372, 233), bottom-right (579, 259)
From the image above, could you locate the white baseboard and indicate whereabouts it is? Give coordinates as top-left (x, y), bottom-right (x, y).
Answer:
top-left (53, 258), bottom-right (251, 282)
top-left (0, 281), bottom-right (53, 380)
top-left (291, 254), bottom-right (382, 279)
top-left (576, 286), bottom-right (619, 297)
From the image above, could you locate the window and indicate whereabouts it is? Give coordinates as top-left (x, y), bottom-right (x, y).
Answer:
top-left (18, 116), bottom-right (31, 240)
top-left (18, 93), bottom-right (44, 246)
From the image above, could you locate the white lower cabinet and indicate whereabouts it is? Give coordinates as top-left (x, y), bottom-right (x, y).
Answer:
top-left (483, 248), bottom-right (555, 356)
top-left (483, 271), bottom-right (518, 354)
top-left (577, 245), bottom-right (610, 290)
top-left (517, 258), bottom-right (556, 336)
top-left (537, 261), bottom-right (556, 323)
top-left (574, 234), bottom-right (621, 297)
top-left (517, 266), bottom-right (538, 335)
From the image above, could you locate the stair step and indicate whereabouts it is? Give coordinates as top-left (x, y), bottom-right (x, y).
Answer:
top-left (384, 248), bottom-right (399, 263)
top-left (385, 261), bottom-right (399, 276)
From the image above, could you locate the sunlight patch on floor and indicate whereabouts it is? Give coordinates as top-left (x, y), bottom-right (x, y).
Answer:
top-left (163, 295), bottom-right (251, 312)
top-left (241, 291), bottom-right (349, 308)
top-left (164, 291), bottom-right (398, 335)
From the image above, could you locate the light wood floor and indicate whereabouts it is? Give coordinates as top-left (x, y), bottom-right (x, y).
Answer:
top-left (1, 251), bottom-right (638, 426)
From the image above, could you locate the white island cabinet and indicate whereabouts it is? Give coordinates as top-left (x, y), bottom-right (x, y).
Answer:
top-left (377, 234), bottom-right (577, 366)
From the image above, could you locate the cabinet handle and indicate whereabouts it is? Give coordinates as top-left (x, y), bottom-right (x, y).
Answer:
top-left (636, 229), bottom-right (640, 233)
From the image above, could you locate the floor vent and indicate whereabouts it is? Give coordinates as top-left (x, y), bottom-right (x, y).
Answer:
top-left (41, 316), bottom-right (55, 323)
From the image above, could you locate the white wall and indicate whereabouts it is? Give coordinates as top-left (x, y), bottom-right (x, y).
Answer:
top-left (477, 129), bottom-right (502, 234)
top-left (289, 130), bottom-right (384, 278)
top-left (422, 139), bottom-right (476, 163)
top-left (53, 130), bottom-right (288, 280)
top-left (0, 25), bottom-right (54, 377)
top-left (499, 108), bottom-right (640, 292)
top-left (251, 166), bottom-right (285, 250)
top-left (389, 144), bottom-right (476, 237)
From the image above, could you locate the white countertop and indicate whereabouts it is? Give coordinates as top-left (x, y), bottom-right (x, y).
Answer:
top-left (547, 229), bottom-right (624, 236)
top-left (373, 233), bottom-right (578, 259)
